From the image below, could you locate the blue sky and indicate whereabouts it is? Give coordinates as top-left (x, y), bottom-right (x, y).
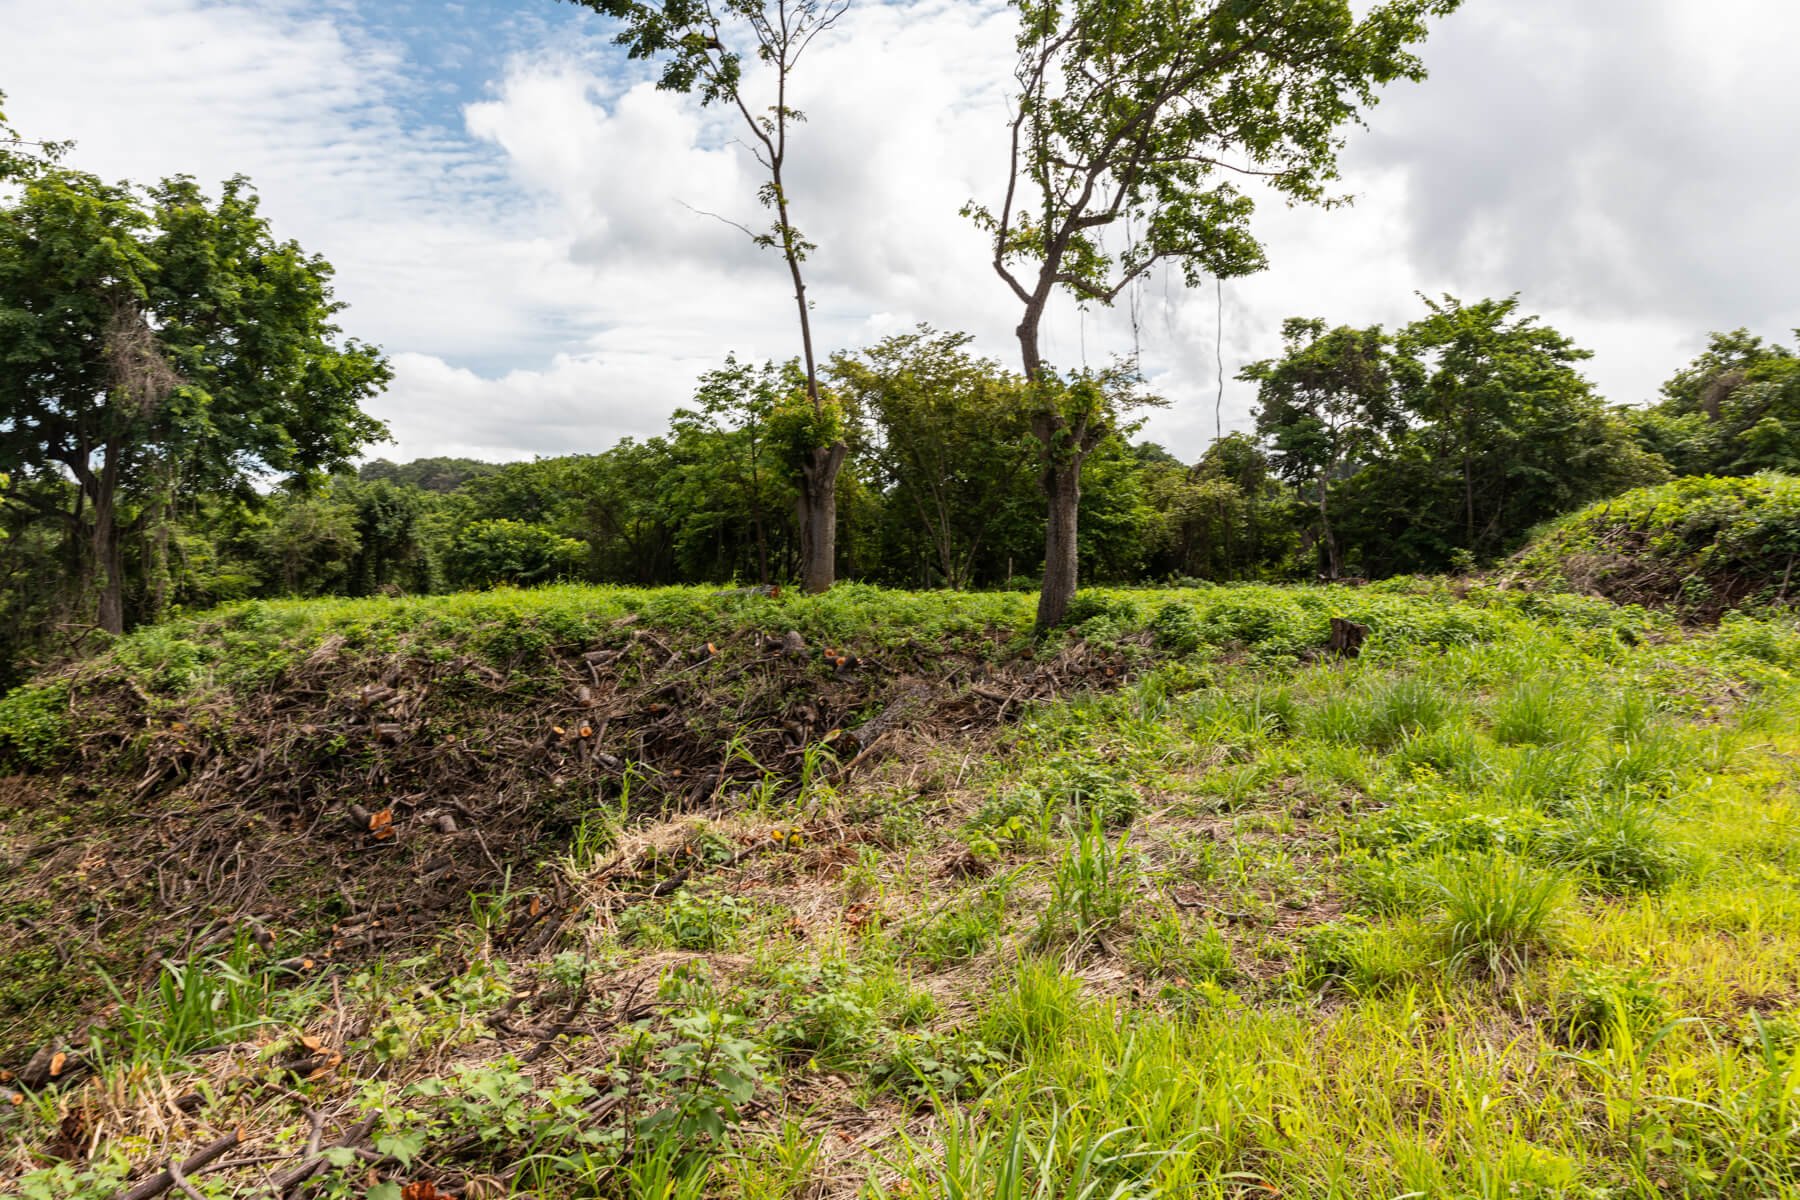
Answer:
top-left (3, 0), bottom-right (1797, 462)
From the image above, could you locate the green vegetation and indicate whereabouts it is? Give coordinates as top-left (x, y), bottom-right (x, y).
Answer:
top-left (2, 582), bottom-right (1798, 1196)
top-left (1512, 473), bottom-right (1800, 616)
top-left (3, 4), bottom-right (1799, 1194)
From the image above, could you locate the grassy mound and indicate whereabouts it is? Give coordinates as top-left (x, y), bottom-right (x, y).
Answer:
top-left (6, 582), bottom-right (1800, 1199)
top-left (0, 580), bottom-right (1502, 1055)
top-left (1509, 473), bottom-right (1800, 617)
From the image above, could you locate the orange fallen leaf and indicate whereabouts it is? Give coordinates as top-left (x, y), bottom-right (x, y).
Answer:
top-left (528, 896), bottom-right (543, 919)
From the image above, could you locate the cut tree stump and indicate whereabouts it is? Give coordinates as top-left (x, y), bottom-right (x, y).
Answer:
top-left (1328, 617), bottom-right (1369, 657)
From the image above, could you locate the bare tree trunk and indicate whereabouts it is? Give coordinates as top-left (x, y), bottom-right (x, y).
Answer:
top-left (797, 442), bottom-right (847, 594)
top-left (769, 102), bottom-right (845, 594)
top-left (92, 455), bottom-right (125, 635)
top-left (1036, 453), bottom-right (1081, 631)
top-left (1019, 302), bottom-right (1088, 632)
top-left (1318, 475), bottom-right (1341, 580)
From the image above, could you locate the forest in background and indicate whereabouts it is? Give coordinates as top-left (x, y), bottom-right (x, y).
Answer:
top-left (3, 305), bottom-right (1795, 686)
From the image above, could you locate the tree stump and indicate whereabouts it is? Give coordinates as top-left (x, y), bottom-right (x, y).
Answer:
top-left (1328, 617), bottom-right (1368, 657)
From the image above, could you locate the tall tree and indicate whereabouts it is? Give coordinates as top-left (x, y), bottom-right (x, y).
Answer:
top-left (565, 0), bottom-right (851, 593)
top-left (832, 329), bottom-right (1036, 590)
top-left (967, 0), bottom-right (1459, 628)
top-left (674, 357), bottom-right (796, 585)
top-left (1398, 295), bottom-right (1630, 560)
top-left (0, 170), bottom-right (390, 633)
top-left (1245, 319), bottom-right (1404, 578)
top-left (1632, 329), bottom-right (1800, 476)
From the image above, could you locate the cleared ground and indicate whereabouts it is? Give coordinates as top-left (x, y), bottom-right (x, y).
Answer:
top-left (3, 581), bottom-right (1798, 1198)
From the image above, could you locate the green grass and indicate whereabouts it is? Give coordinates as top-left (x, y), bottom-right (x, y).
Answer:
top-left (6, 582), bottom-right (1800, 1198)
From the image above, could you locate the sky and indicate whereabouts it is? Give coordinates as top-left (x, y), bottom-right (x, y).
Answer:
top-left (2, 0), bottom-right (1796, 464)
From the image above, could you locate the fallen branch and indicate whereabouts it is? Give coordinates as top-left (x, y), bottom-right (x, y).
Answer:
top-left (113, 1129), bottom-right (243, 1200)
top-left (267, 1111), bottom-right (380, 1197)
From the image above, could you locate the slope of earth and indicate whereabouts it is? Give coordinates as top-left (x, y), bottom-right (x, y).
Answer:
top-left (3, 581), bottom-right (1799, 1198)
top-left (1506, 472), bottom-right (1800, 618)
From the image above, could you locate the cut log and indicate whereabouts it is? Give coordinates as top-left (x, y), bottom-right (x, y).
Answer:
top-left (843, 684), bottom-right (935, 755)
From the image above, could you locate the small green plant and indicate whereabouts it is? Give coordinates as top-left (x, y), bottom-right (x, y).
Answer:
top-left (633, 1008), bottom-right (770, 1141)
top-left (1292, 917), bottom-right (1429, 995)
top-left (873, 1028), bottom-right (1005, 1102)
top-left (1555, 962), bottom-right (1668, 1047)
top-left (1036, 812), bottom-right (1134, 947)
top-left (623, 1129), bottom-right (711, 1200)
top-left (1427, 854), bottom-right (1569, 977)
top-left (1127, 908), bottom-right (1235, 985)
top-left (622, 889), bottom-right (753, 951)
top-left (767, 959), bottom-right (880, 1065)
top-left (913, 884), bottom-right (1012, 966)
top-left (93, 935), bottom-right (284, 1065)
top-left (976, 958), bottom-right (1086, 1059)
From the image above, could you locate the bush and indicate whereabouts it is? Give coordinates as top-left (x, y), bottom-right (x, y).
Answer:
top-left (1509, 473), bottom-right (1800, 616)
top-left (0, 681), bottom-right (70, 769)
top-left (1149, 600), bottom-right (1206, 653)
top-left (444, 519), bottom-right (587, 588)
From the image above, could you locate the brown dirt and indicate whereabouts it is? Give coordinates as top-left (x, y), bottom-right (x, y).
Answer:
top-left (0, 622), bottom-right (1144, 1061)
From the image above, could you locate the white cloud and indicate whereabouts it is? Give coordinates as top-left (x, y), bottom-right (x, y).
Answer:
top-left (3, 0), bottom-right (1795, 463)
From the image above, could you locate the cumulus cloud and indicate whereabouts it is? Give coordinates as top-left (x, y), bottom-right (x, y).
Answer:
top-left (2, 0), bottom-right (1794, 459)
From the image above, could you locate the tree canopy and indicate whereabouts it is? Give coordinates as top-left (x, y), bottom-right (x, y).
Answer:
top-left (0, 169), bottom-right (390, 632)
top-left (968, 0), bottom-right (1461, 627)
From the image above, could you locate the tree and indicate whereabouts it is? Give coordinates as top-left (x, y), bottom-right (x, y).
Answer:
top-left (674, 357), bottom-right (795, 585)
top-left (832, 329), bottom-right (1037, 589)
top-left (967, 0), bottom-right (1459, 627)
top-left (0, 90), bottom-right (69, 182)
top-left (1245, 319), bottom-right (1404, 578)
top-left (1395, 295), bottom-right (1662, 562)
top-left (565, 0), bottom-right (852, 593)
top-left (1632, 329), bottom-right (1800, 476)
top-left (0, 170), bottom-right (390, 633)
top-left (445, 519), bottom-right (587, 588)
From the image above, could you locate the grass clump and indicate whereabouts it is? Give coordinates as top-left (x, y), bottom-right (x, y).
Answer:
top-left (1426, 854), bottom-right (1570, 977)
top-left (1538, 798), bottom-right (1689, 892)
top-left (1554, 962), bottom-right (1668, 1047)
